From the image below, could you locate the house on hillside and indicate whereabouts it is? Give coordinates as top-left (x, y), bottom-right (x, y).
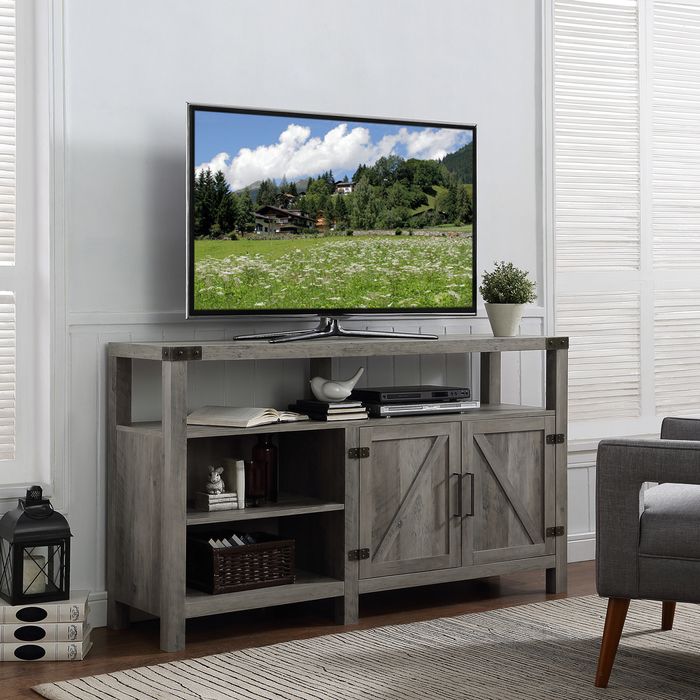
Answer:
top-left (254, 212), bottom-right (275, 234)
top-left (334, 180), bottom-right (355, 195)
top-left (254, 205), bottom-right (315, 234)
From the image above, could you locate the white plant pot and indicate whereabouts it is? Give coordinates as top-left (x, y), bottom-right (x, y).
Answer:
top-left (484, 303), bottom-right (525, 337)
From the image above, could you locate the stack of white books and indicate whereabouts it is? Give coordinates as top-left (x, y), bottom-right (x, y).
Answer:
top-left (195, 491), bottom-right (239, 512)
top-left (0, 590), bottom-right (91, 661)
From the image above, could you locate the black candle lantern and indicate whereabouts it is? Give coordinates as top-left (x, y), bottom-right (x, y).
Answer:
top-left (0, 486), bottom-right (72, 605)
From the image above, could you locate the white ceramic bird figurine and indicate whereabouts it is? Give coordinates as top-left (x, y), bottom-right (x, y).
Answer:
top-left (310, 367), bottom-right (364, 402)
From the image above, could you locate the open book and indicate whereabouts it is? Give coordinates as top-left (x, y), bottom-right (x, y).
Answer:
top-left (187, 405), bottom-right (309, 429)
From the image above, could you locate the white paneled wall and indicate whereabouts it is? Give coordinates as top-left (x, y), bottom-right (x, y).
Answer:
top-left (566, 443), bottom-right (597, 562)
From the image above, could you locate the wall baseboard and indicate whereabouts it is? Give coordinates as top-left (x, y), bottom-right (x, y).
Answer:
top-left (568, 532), bottom-right (595, 564)
top-left (88, 590), bottom-right (107, 629)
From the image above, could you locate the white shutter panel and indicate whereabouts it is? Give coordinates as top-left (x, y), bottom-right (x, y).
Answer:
top-left (0, 1), bottom-right (13, 461)
top-left (0, 1), bottom-right (13, 266)
top-left (0, 291), bottom-right (14, 458)
top-left (556, 291), bottom-right (641, 420)
top-left (652, 1), bottom-right (700, 268)
top-left (654, 289), bottom-right (700, 415)
top-left (553, 0), bottom-right (641, 271)
top-left (553, 0), bottom-right (642, 423)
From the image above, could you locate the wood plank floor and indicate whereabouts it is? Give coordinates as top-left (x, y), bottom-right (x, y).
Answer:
top-left (2, 561), bottom-right (595, 699)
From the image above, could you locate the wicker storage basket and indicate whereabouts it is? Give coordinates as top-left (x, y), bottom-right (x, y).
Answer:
top-left (187, 532), bottom-right (295, 595)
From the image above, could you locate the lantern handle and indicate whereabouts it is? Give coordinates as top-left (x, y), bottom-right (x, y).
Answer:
top-left (19, 498), bottom-right (54, 520)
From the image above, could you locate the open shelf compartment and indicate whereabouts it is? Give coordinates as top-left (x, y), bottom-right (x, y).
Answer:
top-left (185, 570), bottom-right (344, 618)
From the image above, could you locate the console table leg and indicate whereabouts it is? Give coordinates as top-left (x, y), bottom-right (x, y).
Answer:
top-left (160, 360), bottom-right (188, 652)
top-left (546, 346), bottom-right (569, 595)
top-left (335, 594), bottom-right (358, 625)
top-left (160, 614), bottom-right (186, 653)
top-left (546, 566), bottom-right (567, 594)
top-left (107, 598), bottom-right (130, 631)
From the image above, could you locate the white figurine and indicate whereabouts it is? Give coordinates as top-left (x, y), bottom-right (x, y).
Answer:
top-left (205, 465), bottom-right (225, 495)
top-left (310, 367), bottom-right (364, 402)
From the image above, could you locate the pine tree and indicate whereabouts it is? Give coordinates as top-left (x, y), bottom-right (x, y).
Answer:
top-left (217, 194), bottom-right (238, 235)
top-left (257, 179), bottom-right (279, 207)
top-left (334, 195), bottom-right (349, 228)
top-left (237, 189), bottom-right (255, 232)
top-left (194, 169), bottom-right (216, 237)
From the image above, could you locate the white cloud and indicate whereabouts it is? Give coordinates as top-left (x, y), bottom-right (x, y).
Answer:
top-left (196, 123), bottom-right (469, 190)
top-left (401, 127), bottom-right (468, 161)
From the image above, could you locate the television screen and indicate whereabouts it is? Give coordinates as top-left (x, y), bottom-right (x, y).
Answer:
top-left (187, 105), bottom-right (476, 317)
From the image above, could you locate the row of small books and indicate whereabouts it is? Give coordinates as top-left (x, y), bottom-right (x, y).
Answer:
top-left (195, 490), bottom-right (239, 512)
top-left (289, 399), bottom-right (369, 421)
top-left (208, 532), bottom-right (257, 548)
top-left (0, 590), bottom-right (91, 661)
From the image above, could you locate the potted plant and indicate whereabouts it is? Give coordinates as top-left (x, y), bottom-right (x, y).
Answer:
top-left (479, 261), bottom-right (537, 337)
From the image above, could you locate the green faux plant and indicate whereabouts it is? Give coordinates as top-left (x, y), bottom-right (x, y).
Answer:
top-left (479, 261), bottom-right (537, 304)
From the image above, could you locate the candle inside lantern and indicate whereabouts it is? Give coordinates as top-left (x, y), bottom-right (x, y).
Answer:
top-left (23, 553), bottom-right (47, 595)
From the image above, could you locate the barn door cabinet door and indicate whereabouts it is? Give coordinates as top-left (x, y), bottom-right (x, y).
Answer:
top-left (358, 422), bottom-right (462, 579)
top-left (462, 417), bottom-right (556, 566)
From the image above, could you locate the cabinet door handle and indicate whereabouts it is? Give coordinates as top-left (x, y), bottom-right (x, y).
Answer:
top-left (451, 472), bottom-right (463, 517)
top-left (464, 472), bottom-right (475, 516)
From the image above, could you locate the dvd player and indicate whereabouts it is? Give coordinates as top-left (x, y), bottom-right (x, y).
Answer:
top-left (351, 385), bottom-right (471, 404)
top-left (366, 400), bottom-right (480, 417)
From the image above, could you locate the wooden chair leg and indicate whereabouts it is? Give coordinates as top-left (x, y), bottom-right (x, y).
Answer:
top-left (662, 601), bottom-right (676, 631)
top-left (595, 598), bottom-right (630, 688)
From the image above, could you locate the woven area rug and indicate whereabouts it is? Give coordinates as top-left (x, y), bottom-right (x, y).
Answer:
top-left (33, 595), bottom-right (700, 699)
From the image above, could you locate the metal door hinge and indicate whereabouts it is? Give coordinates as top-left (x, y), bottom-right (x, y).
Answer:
top-left (348, 548), bottom-right (370, 561)
top-left (162, 346), bottom-right (202, 361)
top-left (546, 433), bottom-right (566, 445)
top-left (546, 526), bottom-right (565, 537)
top-left (348, 447), bottom-right (370, 459)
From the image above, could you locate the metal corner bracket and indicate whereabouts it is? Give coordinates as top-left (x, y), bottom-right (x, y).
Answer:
top-left (162, 346), bottom-right (202, 361)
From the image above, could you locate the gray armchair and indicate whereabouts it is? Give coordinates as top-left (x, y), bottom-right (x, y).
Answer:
top-left (595, 417), bottom-right (700, 687)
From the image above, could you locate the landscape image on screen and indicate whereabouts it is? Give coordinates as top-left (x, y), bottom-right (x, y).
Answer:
top-left (191, 109), bottom-right (474, 313)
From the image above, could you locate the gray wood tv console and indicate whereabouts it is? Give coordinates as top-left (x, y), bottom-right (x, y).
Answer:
top-left (107, 334), bottom-right (568, 652)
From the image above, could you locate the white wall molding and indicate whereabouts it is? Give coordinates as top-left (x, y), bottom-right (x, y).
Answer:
top-left (49, 0), bottom-right (69, 515)
top-left (87, 590), bottom-right (107, 630)
top-left (568, 532), bottom-right (596, 564)
top-left (66, 307), bottom-right (547, 329)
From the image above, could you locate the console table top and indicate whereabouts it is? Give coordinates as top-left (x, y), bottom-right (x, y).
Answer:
top-left (108, 334), bottom-right (569, 362)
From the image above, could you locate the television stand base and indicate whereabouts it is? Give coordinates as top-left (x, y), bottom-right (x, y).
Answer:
top-left (233, 317), bottom-right (439, 343)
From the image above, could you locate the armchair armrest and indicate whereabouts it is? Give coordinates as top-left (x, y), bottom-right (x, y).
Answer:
top-left (596, 438), bottom-right (700, 598)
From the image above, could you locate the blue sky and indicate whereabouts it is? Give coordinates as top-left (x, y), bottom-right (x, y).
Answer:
top-left (194, 109), bottom-right (473, 190)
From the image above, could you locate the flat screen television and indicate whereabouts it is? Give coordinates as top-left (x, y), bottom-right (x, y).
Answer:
top-left (187, 104), bottom-right (476, 328)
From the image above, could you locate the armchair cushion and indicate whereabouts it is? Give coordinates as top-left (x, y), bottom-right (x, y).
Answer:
top-left (640, 483), bottom-right (700, 559)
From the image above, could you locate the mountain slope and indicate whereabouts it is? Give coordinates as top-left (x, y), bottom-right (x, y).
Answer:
top-left (441, 142), bottom-right (474, 184)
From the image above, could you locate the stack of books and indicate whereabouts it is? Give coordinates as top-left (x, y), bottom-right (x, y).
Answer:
top-left (0, 590), bottom-right (91, 661)
top-left (195, 491), bottom-right (239, 512)
top-left (290, 399), bottom-right (369, 422)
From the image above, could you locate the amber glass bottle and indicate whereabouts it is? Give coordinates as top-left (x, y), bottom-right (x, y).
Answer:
top-left (252, 435), bottom-right (278, 503)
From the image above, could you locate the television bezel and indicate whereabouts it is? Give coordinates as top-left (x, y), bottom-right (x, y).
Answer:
top-left (186, 103), bottom-right (477, 318)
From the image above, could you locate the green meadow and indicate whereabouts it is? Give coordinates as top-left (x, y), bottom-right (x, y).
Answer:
top-left (194, 235), bottom-right (473, 311)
